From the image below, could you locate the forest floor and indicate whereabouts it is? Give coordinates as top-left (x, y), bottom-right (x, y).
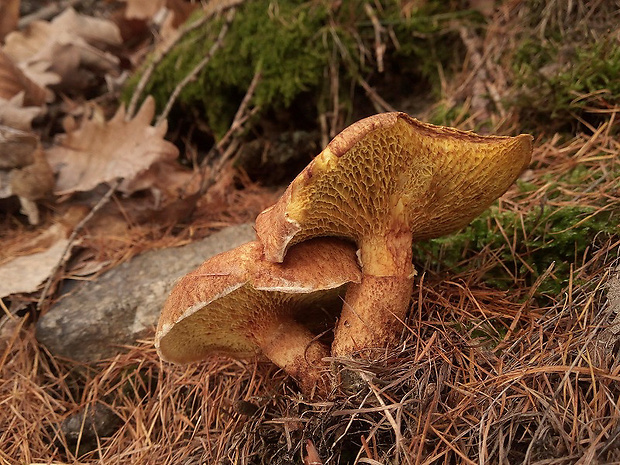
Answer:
top-left (1, 0), bottom-right (619, 464)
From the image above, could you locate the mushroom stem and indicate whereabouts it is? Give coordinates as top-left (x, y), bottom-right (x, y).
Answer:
top-left (358, 230), bottom-right (414, 276)
top-left (332, 275), bottom-right (414, 356)
top-left (332, 232), bottom-right (414, 356)
top-left (253, 317), bottom-right (330, 397)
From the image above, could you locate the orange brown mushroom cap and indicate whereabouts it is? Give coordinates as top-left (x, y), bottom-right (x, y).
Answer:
top-left (155, 237), bottom-right (361, 396)
top-left (255, 112), bottom-right (533, 356)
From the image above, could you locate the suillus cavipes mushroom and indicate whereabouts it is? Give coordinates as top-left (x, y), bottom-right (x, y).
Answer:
top-left (255, 112), bottom-right (533, 356)
top-left (155, 237), bottom-right (361, 396)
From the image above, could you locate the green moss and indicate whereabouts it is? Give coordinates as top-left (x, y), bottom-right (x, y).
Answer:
top-left (124, 0), bottom-right (477, 138)
top-left (125, 1), bottom-right (331, 137)
top-left (415, 158), bottom-right (619, 296)
top-left (511, 10), bottom-right (620, 132)
top-left (415, 203), bottom-right (617, 296)
top-left (415, 135), bottom-right (619, 298)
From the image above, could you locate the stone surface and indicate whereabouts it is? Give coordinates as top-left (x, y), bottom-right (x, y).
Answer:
top-left (61, 403), bottom-right (121, 456)
top-left (36, 224), bottom-right (256, 362)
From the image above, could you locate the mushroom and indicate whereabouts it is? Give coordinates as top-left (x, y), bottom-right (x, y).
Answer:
top-left (155, 237), bottom-right (361, 396)
top-left (255, 112), bottom-right (533, 356)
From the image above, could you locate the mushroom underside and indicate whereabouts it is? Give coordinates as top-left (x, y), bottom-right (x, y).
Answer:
top-left (157, 283), bottom-right (347, 393)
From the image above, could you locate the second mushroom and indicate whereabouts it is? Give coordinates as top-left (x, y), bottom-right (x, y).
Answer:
top-left (156, 237), bottom-right (361, 396)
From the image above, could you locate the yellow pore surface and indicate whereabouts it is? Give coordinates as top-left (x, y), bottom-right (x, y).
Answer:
top-left (158, 284), bottom-right (337, 364)
top-left (285, 115), bottom-right (531, 247)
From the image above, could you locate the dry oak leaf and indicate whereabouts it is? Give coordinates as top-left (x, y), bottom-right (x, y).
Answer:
top-left (0, 216), bottom-right (80, 298)
top-left (52, 7), bottom-right (123, 49)
top-left (4, 8), bottom-right (122, 61)
top-left (0, 238), bottom-right (71, 298)
top-left (46, 96), bottom-right (179, 195)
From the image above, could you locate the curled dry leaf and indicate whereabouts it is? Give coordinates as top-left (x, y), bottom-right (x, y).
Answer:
top-left (0, 211), bottom-right (85, 298)
top-left (0, 131), bottom-right (53, 224)
top-left (0, 207), bottom-right (89, 299)
top-left (0, 238), bottom-right (71, 298)
top-left (120, 0), bottom-right (198, 47)
top-left (2, 8), bottom-right (121, 90)
top-left (46, 96), bottom-right (179, 195)
top-left (11, 148), bottom-right (55, 201)
top-left (0, 124), bottom-right (38, 169)
top-left (4, 8), bottom-right (122, 61)
top-left (52, 7), bottom-right (122, 49)
top-left (0, 93), bottom-right (45, 131)
top-left (0, 0), bottom-right (19, 41)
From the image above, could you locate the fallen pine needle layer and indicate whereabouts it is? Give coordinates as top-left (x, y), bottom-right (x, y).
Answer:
top-left (1, 257), bottom-right (619, 464)
top-left (2, 1), bottom-right (620, 462)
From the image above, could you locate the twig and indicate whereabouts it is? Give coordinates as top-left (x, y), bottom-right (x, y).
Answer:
top-left (197, 68), bottom-right (262, 195)
top-left (157, 8), bottom-right (237, 125)
top-left (36, 180), bottom-right (121, 312)
top-left (358, 76), bottom-right (396, 113)
top-left (364, 3), bottom-right (386, 73)
top-left (457, 27), bottom-right (505, 121)
top-left (127, 0), bottom-right (243, 119)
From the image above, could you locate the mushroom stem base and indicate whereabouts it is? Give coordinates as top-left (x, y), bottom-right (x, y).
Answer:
top-left (253, 319), bottom-right (330, 397)
top-left (332, 274), bottom-right (414, 357)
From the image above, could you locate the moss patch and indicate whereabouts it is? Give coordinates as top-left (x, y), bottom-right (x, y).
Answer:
top-left (124, 0), bottom-right (475, 138)
top-left (510, 2), bottom-right (620, 132)
top-left (416, 204), bottom-right (617, 295)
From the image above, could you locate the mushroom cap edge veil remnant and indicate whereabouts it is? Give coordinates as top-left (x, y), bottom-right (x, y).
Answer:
top-left (254, 112), bottom-right (533, 355)
top-left (155, 237), bottom-right (361, 395)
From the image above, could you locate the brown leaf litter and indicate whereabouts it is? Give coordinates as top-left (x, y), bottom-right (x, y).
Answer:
top-left (0, 127), bottom-right (53, 224)
top-left (2, 7), bottom-right (121, 91)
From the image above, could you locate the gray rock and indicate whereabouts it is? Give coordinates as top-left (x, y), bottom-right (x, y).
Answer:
top-left (36, 224), bottom-right (256, 362)
top-left (61, 403), bottom-right (121, 456)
